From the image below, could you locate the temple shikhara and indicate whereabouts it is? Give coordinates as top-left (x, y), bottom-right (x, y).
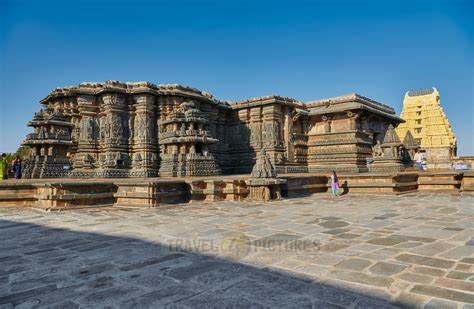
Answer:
top-left (396, 88), bottom-right (457, 168)
top-left (21, 80), bottom-right (408, 178)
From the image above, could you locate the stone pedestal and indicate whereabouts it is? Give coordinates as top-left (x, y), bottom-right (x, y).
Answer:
top-left (246, 178), bottom-right (285, 202)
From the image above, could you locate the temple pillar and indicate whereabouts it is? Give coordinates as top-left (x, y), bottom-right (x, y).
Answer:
top-left (131, 94), bottom-right (158, 177)
top-left (261, 104), bottom-right (285, 167)
top-left (98, 93), bottom-right (130, 178)
top-left (71, 95), bottom-right (100, 175)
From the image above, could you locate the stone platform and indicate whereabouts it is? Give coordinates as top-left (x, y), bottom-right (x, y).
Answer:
top-left (0, 193), bottom-right (473, 308)
top-left (0, 172), bottom-right (473, 210)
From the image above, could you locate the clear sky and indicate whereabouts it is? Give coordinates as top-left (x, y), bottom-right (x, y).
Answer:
top-left (1, 0), bottom-right (473, 155)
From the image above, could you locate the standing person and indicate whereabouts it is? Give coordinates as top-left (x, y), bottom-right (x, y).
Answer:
top-left (12, 156), bottom-right (22, 179)
top-left (414, 149), bottom-right (423, 171)
top-left (0, 154), bottom-right (7, 180)
top-left (331, 170), bottom-right (340, 197)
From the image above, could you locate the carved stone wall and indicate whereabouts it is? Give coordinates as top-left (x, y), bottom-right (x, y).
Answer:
top-left (23, 82), bottom-right (403, 178)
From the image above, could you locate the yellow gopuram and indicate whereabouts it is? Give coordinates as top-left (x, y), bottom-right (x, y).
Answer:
top-left (397, 87), bottom-right (457, 167)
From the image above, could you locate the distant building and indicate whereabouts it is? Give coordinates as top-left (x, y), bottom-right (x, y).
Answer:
top-left (396, 88), bottom-right (457, 168)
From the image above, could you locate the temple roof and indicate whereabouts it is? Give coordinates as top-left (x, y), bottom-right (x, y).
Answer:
top-left (383, 124), bottom-right (402, 145)
top-left (305, 93), bottom-right (404, 122)
top-left (231, 95), bottom-right (305, 109)
top-left (40, 80), bottom-right (231, 108)
top-left (39, 82), bottom-right (401, 122)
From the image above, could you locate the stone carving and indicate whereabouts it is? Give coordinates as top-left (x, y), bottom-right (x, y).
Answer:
top-left (372, 140), bottom-right (383, 157)
top-left (111, 114), bottom-right (123, 138)
top-left (158, 100), bottom-right (221, 177)
top-left (23, 81), bottom-right (406, 178)
top-left (22, 109), bottom-right (73, 178)
top-left (263, 123), bottom-right (282, 147)
top-left (371, 124), bottom-right (405, 172)
top-left (135, 116), bottom-right (153, 141)
top-left (251, 149), bottom-right (277, 178)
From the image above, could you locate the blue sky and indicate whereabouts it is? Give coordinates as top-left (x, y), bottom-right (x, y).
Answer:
top-left (1, 0), bottom-right (473, 154)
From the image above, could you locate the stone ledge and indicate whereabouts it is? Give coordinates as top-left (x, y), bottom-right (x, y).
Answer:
top-left (0, 171), bottom-right (471, 208)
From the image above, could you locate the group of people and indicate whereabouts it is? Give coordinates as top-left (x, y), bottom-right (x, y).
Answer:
top-left (0, 154), bottom-right (23, 180)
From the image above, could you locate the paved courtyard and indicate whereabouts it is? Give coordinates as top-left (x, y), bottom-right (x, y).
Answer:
top-left (0, 193), bottom-right (473, 308)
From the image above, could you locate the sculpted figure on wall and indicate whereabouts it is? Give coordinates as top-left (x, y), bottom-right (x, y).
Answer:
top-left (135, 116), bottom-right (152, 141)
top-left (250, 122), bottom-right (262, 144)
top-left (111, 115), bottom-right (123, 137)
top-left (372, 140), bottom-right (384, 157)
top-left (81, 118), bottom-right (97, 142)
top-left (263, 123), bottom-right (282, 147)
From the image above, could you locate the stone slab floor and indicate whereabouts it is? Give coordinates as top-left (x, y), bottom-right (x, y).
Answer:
top-left (0, 193), bottom-right (473, 308)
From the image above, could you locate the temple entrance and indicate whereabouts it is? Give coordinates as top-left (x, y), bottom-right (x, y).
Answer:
top-left (373, 132), bottom-right (382, 145)
top-left (195, 142), bottom-right (203, 154)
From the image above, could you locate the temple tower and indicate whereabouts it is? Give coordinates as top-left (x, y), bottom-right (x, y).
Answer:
top-left (22, 109), bottom-right (73, 178)
top-left (396, 88), bottom-right (457, 168)
top-left (158, 101), bottom-right (221, 177)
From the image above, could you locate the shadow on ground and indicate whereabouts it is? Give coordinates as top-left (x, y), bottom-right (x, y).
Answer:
top-left (0, 219), bottom-right (410, 308)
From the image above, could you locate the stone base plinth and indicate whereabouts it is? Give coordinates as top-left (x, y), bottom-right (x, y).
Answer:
top-left (245, 178), bottom-right (285, 202)
top-left (461, 171), bottom-right (474, 193)
top-left (280, 175), bottom-right (328, 197)
top-left (1, 171), bottom-right (472, 209)
top-left (418, 172), bottom-right (462, 192)
top-left (371, 158), bottom-right (405, 173)
top-left (326, 173), bottom-right (418, 195)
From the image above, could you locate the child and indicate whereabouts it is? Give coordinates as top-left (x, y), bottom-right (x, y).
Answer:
top-left (331, 170), bottom-right (339, 197)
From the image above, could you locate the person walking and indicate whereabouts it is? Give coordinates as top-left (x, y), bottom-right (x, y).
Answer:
top-left (330, 170), bottom-right (340, 197)
top-left (0, 154), bottom-right (8, 180)
top-left (414, 149), bottom-right (423, 171)
top-left (12, 156), bottom-right (22, 179)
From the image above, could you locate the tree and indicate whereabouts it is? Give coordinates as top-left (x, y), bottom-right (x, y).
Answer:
top-left (3, 146), bottom-right (31, 163)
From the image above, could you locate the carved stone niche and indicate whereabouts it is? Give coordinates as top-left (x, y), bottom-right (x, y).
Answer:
top-left (321, 114), bottom-right (332, 133)
top-left (346, 110), bottom-right (361, 131)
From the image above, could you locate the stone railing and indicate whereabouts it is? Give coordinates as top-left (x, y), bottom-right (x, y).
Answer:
top-left (25, 132), bottom-right (71, 141)
top-left (159, 130), bottom-right (211, 139)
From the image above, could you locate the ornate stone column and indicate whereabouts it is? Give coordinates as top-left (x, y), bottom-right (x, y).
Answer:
top-left (71, 95), bottom-right (100, 176)
top-left (261, 104), bottom-right (285, 167)
top-left (131, 94), bottom-right (158, 177)
top-left (98, 92), bottom-right (130, 177)
top-left (249, 107), bottom-right (262, 150)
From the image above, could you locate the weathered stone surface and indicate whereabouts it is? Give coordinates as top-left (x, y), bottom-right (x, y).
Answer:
top-left (368, 262), bottom-right (406, 276)
top-left (0, 192), bottom-right (472, 307)
top-left (397, 272), bottom-right (434, 284)
top-left (327, 269), bottom-right (393, 288)
top-left (410, 285), bottom-right (474, 303)
top-left (395, 254), bottom-right (455, 269)
top-left (336, 258), bottom-right (373, 271)
top-left (435, 277), bottom-right (474, 292)
top-left (424, 298), bottom-right (459, 309)
top-left (412, 266), bottom-right (446, 277)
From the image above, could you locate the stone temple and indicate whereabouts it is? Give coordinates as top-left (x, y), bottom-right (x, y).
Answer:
top-left (22, 80), bottom-right (404, 178)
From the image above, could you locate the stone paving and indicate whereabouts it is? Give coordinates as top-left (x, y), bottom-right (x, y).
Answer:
top-left (0, 193), bottom-right (473, 308)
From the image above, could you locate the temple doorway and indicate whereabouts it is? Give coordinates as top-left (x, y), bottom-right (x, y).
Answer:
top-left (195, 142), bottom-right (203, 154)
